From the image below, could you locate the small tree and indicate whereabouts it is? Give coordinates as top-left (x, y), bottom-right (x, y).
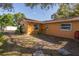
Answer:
top-left (3, 14), bottom-right (14, 26)
top-left (0, 14), bottom-right (15, 32)
top-left (73, 4), bottom-right (79, 17)
top-left (0, 15), bottom-right (5, 31)
top-left (0, 32), bottom-right (5, 46)
top-left (14, 13), bottom-right (26, 34)
top-left (52, 4), bottom-right (71, 19)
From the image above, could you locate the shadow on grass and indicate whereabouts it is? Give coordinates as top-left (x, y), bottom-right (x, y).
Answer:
top-left (2, 32), bottom-right (79, 56)
top-left (32, 34), bottom-right (71, 44)
top-left (32, 34), bottom-right (79, 56)
top-left (0, 40), bottom-right (60, 56)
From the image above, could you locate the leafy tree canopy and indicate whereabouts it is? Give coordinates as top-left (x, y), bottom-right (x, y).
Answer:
top-left (14, 12), bottom-right (26, 25)
top-left (51, 4), bottom-right (79, 19)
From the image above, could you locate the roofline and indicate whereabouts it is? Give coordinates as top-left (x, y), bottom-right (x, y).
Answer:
top-left (23, 18), bottom-right (41, 23)
top-left (41, 17), bottom-right (79, 24)
top-left (21, 17), bottom-right (79, 24)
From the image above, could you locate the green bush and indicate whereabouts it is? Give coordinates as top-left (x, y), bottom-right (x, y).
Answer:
top-left (15, 25), bottom-right (20, 34)
top-left (37, 32), bottom-right (42, 35)
top-left (0, 32), bottom-right (4, 38)
top-left (15, 25), bottom-right (24, 34)
top-left (0, 32), bottom-right (5, 46)
top-left (15, 27), bottom-right (21, 34)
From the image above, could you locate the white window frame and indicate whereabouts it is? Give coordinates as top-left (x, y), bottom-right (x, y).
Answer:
top-left (34, 24), bottom-right (40, 30)
top-left (60, 23), bottom-right (72, 31)
top-left (45, 24), bottom-right (48, 30)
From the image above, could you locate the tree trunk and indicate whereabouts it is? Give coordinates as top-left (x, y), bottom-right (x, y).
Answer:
top-left (0, 25), bottom-right (4, 32)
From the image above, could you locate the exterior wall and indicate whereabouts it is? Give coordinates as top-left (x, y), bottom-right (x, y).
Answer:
top-left (40, 24), bottom-right (46, 33)
top-left (20, 20), bottom-right (40, 35)
top-left (20, 19), bottom-right (79, 39)
top-left (20, 20), bottom-right (28, 34)
top-left (43, 21), bottom-right (79, 39)
top-left (27, 22), bottom-right (35, 35)
top-left (27, 23), bottom-right (40, 35)
top-left (20, 21), bottom-right (34, 35)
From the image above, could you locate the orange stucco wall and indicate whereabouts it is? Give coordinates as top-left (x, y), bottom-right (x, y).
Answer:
top-left (27, 23), bottom-right (35, 35)
top-left (21, 20), bottom-right (39, 35)
top-left (43, 21), bottom-right (79, 39)
top-left (20, 20), bottom-right (28, 33)
top-left (20, 19), bottom-right (79, 39)
top-left (39, 24), bottom-right (46, 33)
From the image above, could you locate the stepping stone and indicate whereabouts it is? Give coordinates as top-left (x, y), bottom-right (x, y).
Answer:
top-left (32, 50), bottom-right (45, 56)
top-left (58, 48), bottom-right (72, 56)
top-left (7, 40), bottom-right (14, 44)
top-left (33, 44), bottom-right (45, 56)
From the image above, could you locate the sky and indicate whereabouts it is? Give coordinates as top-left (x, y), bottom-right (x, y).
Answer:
top-left (0, 3), bottom-right (59, 21)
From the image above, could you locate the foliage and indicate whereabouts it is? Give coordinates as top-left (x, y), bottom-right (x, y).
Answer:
top-left (15, 25), bottom-right (23, 34)
top-left (3, 14), bottom-right (14, 26)
top-left (0, 3), bottom-right (14, 12)
top-left (73, 4), bottom-right (79, 17)
top-left (14, 13), bottom-right (25, 34)
top-left (0, 13), bottom-right (14, 31)
top-left (0, 13), bottom-right (14, 26)
top-left (0, 3), bottom-right (58, 10)
top-left (0, 15), bottom-right (5, 30)
top-left (0, 12), bottom-right (26, 34)
top-left (0, 32), bottom-right (5, 46)
top-left (25, 3), bottom-right (56, 9)
top-left (51, 4), bottom-right (79, 19)
top-left (52, 4), bottom-right (72, 19)
top-left (14, 13), bottom-right (26, 25)
top-left (15, 27), bottom-right (21, 34)
top-left (1, 3), bottom-right (79, 20)
top-left (0, 32), bottom-right (4, 38)
top-left (14, 13), bottom-right (26, 34)
top-left (14, 13), bottom-right (25, 20)
top-left (24, 3), bottom-right (79, 19)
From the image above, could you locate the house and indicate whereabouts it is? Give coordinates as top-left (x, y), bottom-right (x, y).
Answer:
top-left (20, 17), bottom-right (79, 39)
top-left (41, 17), bottom-right (79, 39)
top-left (20, 18), bottom-right (41, 35)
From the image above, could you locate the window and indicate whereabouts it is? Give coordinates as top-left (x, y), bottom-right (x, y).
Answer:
top-left (34, 24), bottom-right (39, 30)
top-left (60, 23), bottom-right (72, 31)
top-left (46, 25), bottom-right (48, 30)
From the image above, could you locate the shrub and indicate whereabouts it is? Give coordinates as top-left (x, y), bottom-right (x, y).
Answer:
top-left (15, 25), bottom-right (24, 34)
top-left (15, 27), bottom-right (20, 34)
top-left (0, 32), bottom-right (5, 46)
top-left (37, 32), bottom-right (42, 35)
top-left (0, 32), bottom-right (4, 38)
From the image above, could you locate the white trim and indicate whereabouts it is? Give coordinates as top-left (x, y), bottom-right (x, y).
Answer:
top-left (45, 24), bottom-right (49, 30)
top-left (60, 23), bottom-right (72, 31)
top-left (34, 24), bottom-right (40, 30)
